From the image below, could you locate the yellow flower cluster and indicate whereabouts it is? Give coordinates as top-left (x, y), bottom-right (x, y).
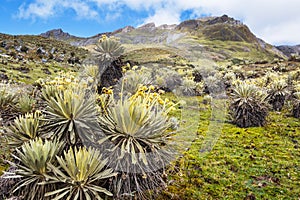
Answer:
top-left (36, 72), bottom-right (80, 91)
top-left (129, 85), bottom-right (176, 112)
top-left (98, 35), bottom-right (108, 43)
top-left (98, 34), bottom-right (120, 43)
top-left (101, 87), bottom-right (113, 95)
top-left (121, 63), bottom-right (141, 74)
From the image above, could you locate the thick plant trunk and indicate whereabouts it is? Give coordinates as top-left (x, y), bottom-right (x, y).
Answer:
top-left (98, 57), bottom-right (124, 92)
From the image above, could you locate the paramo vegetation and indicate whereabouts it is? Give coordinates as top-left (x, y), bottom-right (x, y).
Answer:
top-left (0, 35), bottom-right (299, 199)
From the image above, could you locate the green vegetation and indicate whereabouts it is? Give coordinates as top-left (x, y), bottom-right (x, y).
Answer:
top-left (0, 33), bottom-right (88, 84)
top-left (230, 82), bottom-right (269, 128)
top-left (8, 138), bottom-right (63, 200)
top-left (158, 109), bottom-right (300, 199)
top-left (1, 27), bottom-right (300, 200)
top-left (5, 112), bottom-right (42, 148)
top-left (45, 147), bottom-right (115, 200)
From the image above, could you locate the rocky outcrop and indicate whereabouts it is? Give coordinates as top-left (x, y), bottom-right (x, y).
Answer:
top-left (276, 45), bottom-right (300, 57)
top-left (40, 29), bottom-right (73, 40)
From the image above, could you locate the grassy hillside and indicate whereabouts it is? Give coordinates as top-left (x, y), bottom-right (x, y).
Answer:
top-left (0, 33), bottom-right (89, 83)
top-left (157, 98), bottom-right (300, 199)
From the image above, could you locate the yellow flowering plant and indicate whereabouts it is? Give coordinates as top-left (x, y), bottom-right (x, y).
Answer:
top-left (97, 83), bottom-right (178, 198)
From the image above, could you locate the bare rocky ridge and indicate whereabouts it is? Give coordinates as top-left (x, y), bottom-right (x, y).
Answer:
top-left (276, 45), bottom-right (300, 57)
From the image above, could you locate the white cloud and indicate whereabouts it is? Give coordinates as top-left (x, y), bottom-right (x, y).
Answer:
top-left (18, 0), bottom-right (57, 19)
top-left (17, 0), bottom-right (98, 20)
top-left (143, 9), bottom-right (180, 25)
top-left (16, 0), bottom-right (300, 44)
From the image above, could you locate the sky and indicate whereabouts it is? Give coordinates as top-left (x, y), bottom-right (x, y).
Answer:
top-left (0, 0), bottom-right (300, 45)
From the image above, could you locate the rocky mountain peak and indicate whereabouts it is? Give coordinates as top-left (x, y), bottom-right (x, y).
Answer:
top-left (206, 14), bottom-right (242, 25)
top-left (40, 29), bottom-right (73, 40)
top-left (137, 23), bottom-right (156, 31)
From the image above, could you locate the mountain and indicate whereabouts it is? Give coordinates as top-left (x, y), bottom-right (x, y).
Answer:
top-left (40, 28), bottom-right (78, 41)
top-left (276, 45), bottom-right (300, 57)
top-left (40, 15), bottom-right (286, 64)
top-left (1, 15), bottom-right (298, 84)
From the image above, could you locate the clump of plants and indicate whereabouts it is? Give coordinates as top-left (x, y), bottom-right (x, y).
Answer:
top-left (0, 82), bottom-right (17, 115)
top-left (115, 65), bottom-right (153, 95)
top-left (1, 36), bottom-right (180, 200)
top-left (292, 92), bottom-right (300, 118)
top-left (97, 84), bottom-right (177, 199)
top-left (267, 78), bottom-right (288, 111)
top-left (229, 82), bottom-right (269, 127)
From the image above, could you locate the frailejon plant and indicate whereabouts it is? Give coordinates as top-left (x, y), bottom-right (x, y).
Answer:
top-left (292, 92), bottom-right (300, 118)
top-left (42, 88), bottom-right (99, 146)
top-left (153, 67), bottom-right (182, 92)
top-left (94, 35), bottom-right (125, 91)
top-left (5, 111), bottom-right (42, 148)
top-left (5, 138), bottom-right (63, 200)
top-left (94, 35), bottom-right (125, 63)
top-left (98, 86), bottom-right (176, 199)
top-left (115, 66), bottom-right (153, 95)
top-left (0, 84), bottom-right (16, 112)
top-left (17, 94), bottom-right (36, 114)
top-left (45, 147), bottom-right (116, 200)
top-left (176, 77), bottom-right (197, 96)
top-left (267, 78), bottom-right (289, 111)
top-left (79, 64), bottom-right (100, 92)
top-left (230, 82), bottom-right (269, 128)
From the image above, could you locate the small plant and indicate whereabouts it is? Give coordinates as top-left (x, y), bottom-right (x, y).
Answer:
top-left (79, 64), bottom-right (100, 91)
top-left (5, 111), bottom-right (42, 148)
top-left (292, 92), bottom-right (300, 118)
top-left (43, 88), bottom-right (99, 146)
top-left (176, 77), bottom-right (197, 96)
top-left (0, 85), bottom-right (16, 112)
top-left (95, 35), bottom-right (124, 62)
top-left (17, 94), bottom-right (36, 114)
top-left (230, 82), bottom-right (269, 127)
top-left (267, 79), bottom-right (288, 111)
top-left (5, 138), bottom-right (63, 200)
top-left (154, 67), bottom-right (182, 92)
top-left (204, 73), bottom-right (225, 95)
top-left (116, 66), bottom-right (153, 95)
top-left (45, 147), bottom-right (116, 200)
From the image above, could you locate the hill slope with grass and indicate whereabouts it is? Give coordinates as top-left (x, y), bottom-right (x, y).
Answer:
top-left (0, 33), bottom-right (89, 83)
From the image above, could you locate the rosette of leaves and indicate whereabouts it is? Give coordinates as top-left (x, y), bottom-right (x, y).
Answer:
top-left (292, 92), bottom-right (300, 118)
top-left (115, 67), bottom-right (153, 95)
top-left (42, 88), bottom-right (99, 146)
top-left (154, 68), bottom-right (182, 92)
top-left (79, 64), bottom-right (100, 92)
top-left (5, 111), bottom-right (43, 148)
top-left (267, 79), bottom-right (289, 111)
top-left (0, 85), bottom-right (16, 112)
top-left (41, 85), bottom-right (62, 102)
top-left (203, 73), bottom-right (225, 95)
top-left (5, 138), bottom-right (63, 200)
top-left (230, 82), bottom-right (269, 128)
top-left (176, 77), bottom-right (197, 96)
top-left (98, 91), bottom-right (174, 198)
top-left (45, 147), bottom-right (116, 200)
top-left (17, 94), bottom-right (36, 114)
top-left (94, 35), bottom-right (124, 62)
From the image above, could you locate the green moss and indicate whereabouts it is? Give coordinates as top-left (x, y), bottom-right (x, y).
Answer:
top-left (158, 105), bottom-right (300, 199)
